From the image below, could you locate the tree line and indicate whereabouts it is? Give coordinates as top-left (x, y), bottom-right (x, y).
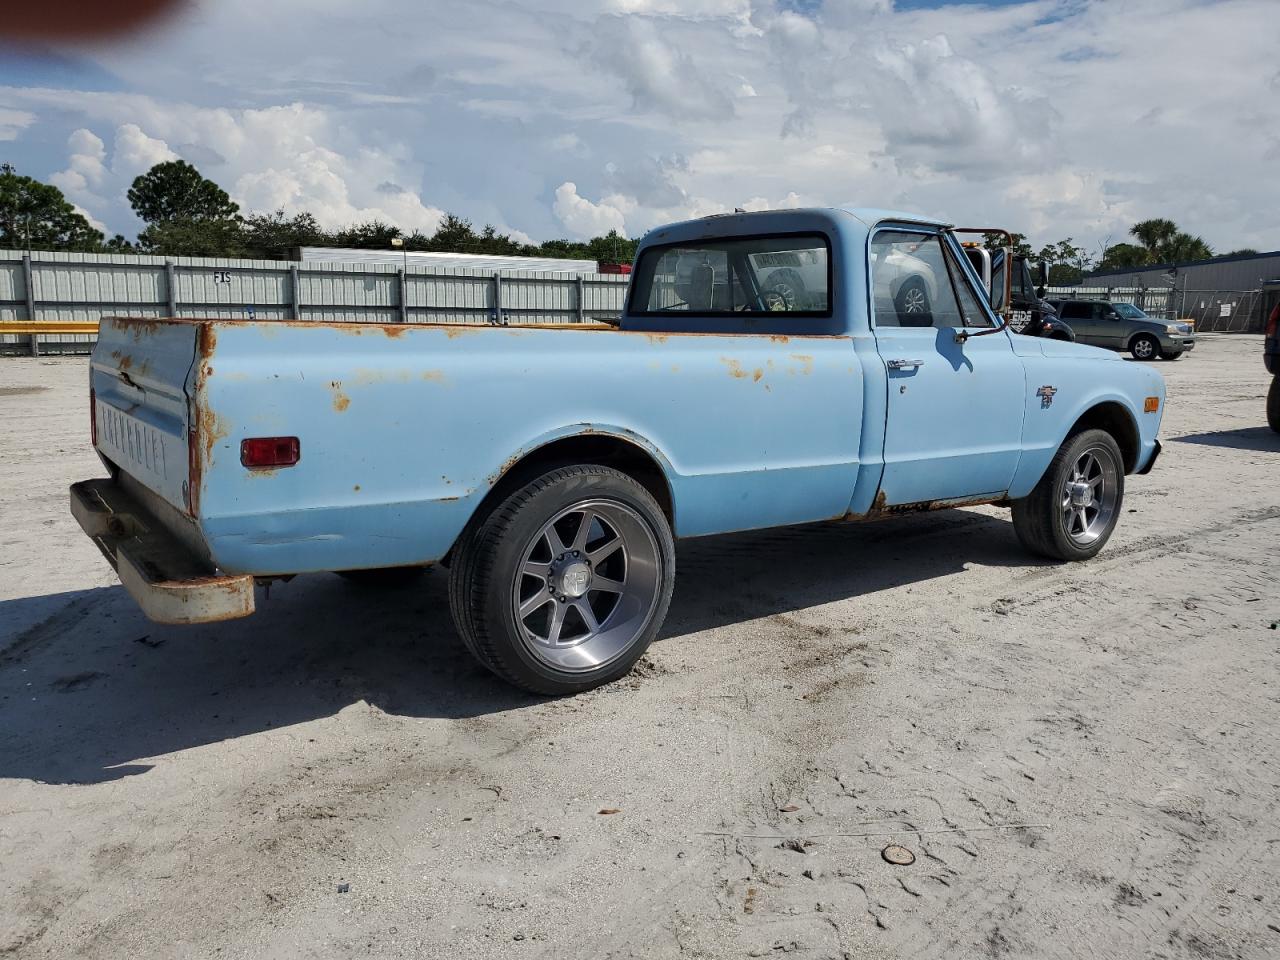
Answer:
top-left (0, 160), bottom-right (638, 264)
top-left (986, 219), bottom-right (1260, 285)
top-left (0, 159), bottom-right (1262, 275)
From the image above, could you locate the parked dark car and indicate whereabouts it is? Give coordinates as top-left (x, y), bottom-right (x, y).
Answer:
top-left (1047, 299), bottom-right (1195, 360)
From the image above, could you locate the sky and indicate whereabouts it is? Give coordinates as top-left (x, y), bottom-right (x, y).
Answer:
top-left (1, 0), bottom-right (1277, 256)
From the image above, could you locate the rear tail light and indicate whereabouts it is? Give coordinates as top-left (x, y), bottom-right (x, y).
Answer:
top-left (90, 387), bottom-right (97, 446)
top-left (1267, 304), bottom-right (1279, 339)
top-left (240, 437), bottom-right (300, 469)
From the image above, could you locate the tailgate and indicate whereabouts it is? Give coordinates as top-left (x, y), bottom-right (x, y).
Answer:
top-left (92, 317), bottom-right (199, 514)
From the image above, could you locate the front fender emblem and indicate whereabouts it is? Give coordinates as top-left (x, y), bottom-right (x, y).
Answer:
top-left (1036, 385), bottom-right (1057, 408)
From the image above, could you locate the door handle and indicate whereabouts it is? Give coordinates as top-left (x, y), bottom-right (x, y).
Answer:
top-left (886, 358), bottom-right (925, 369)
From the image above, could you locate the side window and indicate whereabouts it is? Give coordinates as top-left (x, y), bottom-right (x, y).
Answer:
top-left (870, 231), bottom-right (964, 329)
top-left (1061, 302), bottom-right (1089, 320)
top-left (944, 243), bottom-right (994, 328)
top-left (1092, 303), bottom-right (1106, 320)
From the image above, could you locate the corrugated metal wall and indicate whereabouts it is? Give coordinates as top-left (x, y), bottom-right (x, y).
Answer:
top-left (0, 249), bottom-right (630, 354)
top-left (1083, 251), bottom-right (1280, 292)
top-left (297, 247), bottom-right (598, 274)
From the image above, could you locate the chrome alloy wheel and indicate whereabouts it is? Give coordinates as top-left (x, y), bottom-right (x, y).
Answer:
top-left (1060, 445), bottom-right (1120, 545)
top-left (902, 285), bottom-right (927, 313)
top-left (1132, 337), bottom-right (1156, 359)
top-left (763, 282), bottom-right (797, 311)
top-left (511, 499), bottom-right (663, 672)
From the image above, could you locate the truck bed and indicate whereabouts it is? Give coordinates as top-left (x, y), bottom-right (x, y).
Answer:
top-left (87, 315), bottom-right (871, 582)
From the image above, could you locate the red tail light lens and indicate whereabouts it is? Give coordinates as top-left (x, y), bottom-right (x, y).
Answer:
top-left (90, 387), bottom-right (97, 446)
top-left (240, 437), bottom-right (300, 469)
top-left (1267, 303), bottom-right (1279, 338)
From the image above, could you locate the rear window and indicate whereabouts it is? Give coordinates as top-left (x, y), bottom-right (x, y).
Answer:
top-left (630, 234), bottom-right (831, 316)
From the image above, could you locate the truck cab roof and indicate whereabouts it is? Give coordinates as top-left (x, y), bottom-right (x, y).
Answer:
top-left (638, 207), bottom-right (950, 248)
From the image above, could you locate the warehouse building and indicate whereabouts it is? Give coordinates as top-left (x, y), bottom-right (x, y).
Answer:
top-left (1080, 249), bottom-right (1280, 332)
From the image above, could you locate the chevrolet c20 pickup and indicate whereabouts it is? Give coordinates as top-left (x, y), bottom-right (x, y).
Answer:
top-left (73, 208), bottom-right (1167, 694)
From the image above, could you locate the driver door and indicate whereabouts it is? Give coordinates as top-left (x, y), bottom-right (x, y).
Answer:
top-left (870, 228), bottom-right (1025, 505)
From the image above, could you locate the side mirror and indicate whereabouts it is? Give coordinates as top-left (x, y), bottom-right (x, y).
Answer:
top-left (1104, 310), bottom-right (1119, 320)
top-left (1034, 261), bottom-right (1048, 287)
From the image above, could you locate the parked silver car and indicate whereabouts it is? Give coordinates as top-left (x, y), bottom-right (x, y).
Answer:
top-left (1047, 299), bottom-right (1195, 360)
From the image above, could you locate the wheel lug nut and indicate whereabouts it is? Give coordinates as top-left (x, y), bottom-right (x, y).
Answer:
top-left (572, 551), bottom-right (579, 558)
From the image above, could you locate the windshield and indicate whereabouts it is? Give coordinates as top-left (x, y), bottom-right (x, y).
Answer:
top-left (1112, 303), bottom-right (1148, 319)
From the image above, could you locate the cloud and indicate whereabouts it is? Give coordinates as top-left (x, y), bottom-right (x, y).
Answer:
top-left (870, 33), bottom-right (1057, 176)
top-left (50, 127), bottom-right (106, 196)
top-left (112, 122), bottom-right (178, 175)
top-left (0, 107), bottom-right (36, 141)
top-left (553, 181), bottom-right (627, 237)
top-left (587, 15), bottom-right (737, 120)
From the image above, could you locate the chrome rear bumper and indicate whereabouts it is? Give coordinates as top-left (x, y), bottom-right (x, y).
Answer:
top-left (71, 478), bottom-right (255, 624)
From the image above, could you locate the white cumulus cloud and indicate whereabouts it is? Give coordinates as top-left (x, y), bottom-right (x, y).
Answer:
top-left (554, 182), bottom-right (628, 237)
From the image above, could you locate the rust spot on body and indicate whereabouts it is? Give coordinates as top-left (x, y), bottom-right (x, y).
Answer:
top-left (752, 368), bottom-right (763, 382)
top-left (768, 335), bottom-right (790, 344)
top-left (329, 381), bottom-right (350, 412)
top-left (643, 333), bottom-right (669, 344)
top-left (381, 325), bottom-right (410, 339)
top-left (421, 370), bottom-right (446, 382)
top-left (722, 357), bottom-right (748, 379)
top-left (790, 353), bottom-right (814, 375)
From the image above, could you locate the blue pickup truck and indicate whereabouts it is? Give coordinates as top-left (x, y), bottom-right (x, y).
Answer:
top-left (73, 208), bottom-right (1166, 693)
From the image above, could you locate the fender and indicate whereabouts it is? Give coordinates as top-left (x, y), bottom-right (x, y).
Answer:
top-left (1008, 373), bottom-right (1150, 500)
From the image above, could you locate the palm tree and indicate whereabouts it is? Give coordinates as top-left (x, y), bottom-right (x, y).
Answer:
top-left (1164, 232), bottom-right (1213, 263)
top-left (1129, 218), bottom-right (1178, 260)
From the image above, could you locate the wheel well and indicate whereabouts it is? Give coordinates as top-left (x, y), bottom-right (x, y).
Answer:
top-left (474, 434), bottom-right (675, 527)
top-left (1068, 402), bottom-right (1140, 473)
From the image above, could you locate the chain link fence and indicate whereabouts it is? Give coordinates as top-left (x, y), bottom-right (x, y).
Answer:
top-left (1046, 284), bottom-right (1268, 332)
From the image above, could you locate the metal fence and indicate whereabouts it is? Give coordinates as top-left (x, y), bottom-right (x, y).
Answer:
top-left (1044, 285), bottom-right (1176, 318)
top-left (0, 249), bottom-right (631, 356)
top-left (1174, 289), bottom-right (1263, 333)
top-left (1045, 283), bottom-right (1268, 332)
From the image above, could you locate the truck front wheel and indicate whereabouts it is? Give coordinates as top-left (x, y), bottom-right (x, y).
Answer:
top-left (448, 465), bottom-right (675, 695)
top-left (1011, 429), bottom-right (1125, 562)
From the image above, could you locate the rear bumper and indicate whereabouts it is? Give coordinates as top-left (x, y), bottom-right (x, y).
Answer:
top-left (71, 478), bottom-right (255, 624)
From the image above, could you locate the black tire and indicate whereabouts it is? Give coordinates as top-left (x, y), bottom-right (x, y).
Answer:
top-left (1011, 428), bottom-right (1125, 562)
top-left (894, 277), bottom-right (932, 327)
top-left (337, 566), bottom-right (427, 587)
top-left (1268, 376), bottom-right (1280, 434)
top-left (1162, 352), bottom-right (1183, 361)
top-left (448, 465), bottom-right (675, 695)
top-left (1130, 334), bottom-right (1160, 361)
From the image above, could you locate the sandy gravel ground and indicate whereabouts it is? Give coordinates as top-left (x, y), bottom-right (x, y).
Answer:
top-left (2, 336), bottom-right (1278, 960)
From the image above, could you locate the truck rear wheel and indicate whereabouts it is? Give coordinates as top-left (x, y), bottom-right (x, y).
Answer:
top-left (448, 465), bottom-right (675, 695)
top-left (1268, 376), bottom-right (1280, 434)
top-left (1011, 428), bottom-right (1124, 562)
